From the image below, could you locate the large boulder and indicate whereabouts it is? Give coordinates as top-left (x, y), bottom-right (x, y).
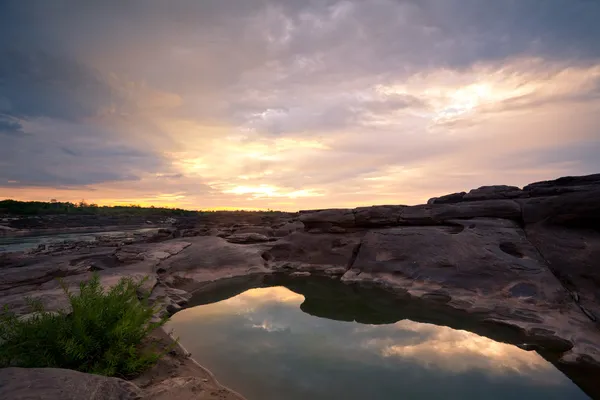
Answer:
top-left (299, 200), bottom-right (523, 230)
top-left (521, 188), bottom-right (600, 322)
top-left (342, 218), bottom-right (600, 364)
top-left (299, 209), bottom-right (356, 232)
top-left (345, 218), bottom-right (557, 297)
top-left (526, 223), bottom-right (600, 322)
top-left (0, 367), bottom-right (143, 400)
top-left (520, 188), bottom-right (600, 226)
top-left (524, 173), bottom-right (600, 197)
top-left (354, 205), bottom-right (405, 227)
top-left (224, 232), bottom-right (273, 244)
top-left (399, 200), bottom-right (522, 225)
top-left (427, 191), bottom-right (466, 204)
top-left (157, 236), bottom-right (270, 291)
top-left (463, 185), bottom-right (524, 201)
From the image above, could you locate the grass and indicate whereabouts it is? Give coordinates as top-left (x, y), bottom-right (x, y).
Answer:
top-left (0, 274), bottom-right (171, 378)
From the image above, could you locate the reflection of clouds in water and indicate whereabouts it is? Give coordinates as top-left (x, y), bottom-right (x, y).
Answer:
top-left (174, 286), bottom-right (562, 385)
top-left (251, 320), bottom-right (288, 332)
top-left (362, 320), bottom-right (558, 383)
top-left (173, 287), bottom-right (304, 322)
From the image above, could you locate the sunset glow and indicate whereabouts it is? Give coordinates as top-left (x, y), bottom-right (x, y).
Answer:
top-left (1, 1), bottom-right (599, 210)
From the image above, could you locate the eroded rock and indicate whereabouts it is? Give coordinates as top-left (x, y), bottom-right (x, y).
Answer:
top-left (0, 367), bottom-right (143, 400)
top-left (225, 233), bottom-right (273, 244)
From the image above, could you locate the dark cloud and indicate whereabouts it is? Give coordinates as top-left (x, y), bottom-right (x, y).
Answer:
top-left (0, 115), bottom-right (23, 136)
top-left (0, 49), bottom-right (115, 122)
top-left (0, 120), bottom-right (170, 187)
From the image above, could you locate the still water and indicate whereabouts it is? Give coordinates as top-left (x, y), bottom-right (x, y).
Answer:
top-left (168, 284), bottom-right (589, 400)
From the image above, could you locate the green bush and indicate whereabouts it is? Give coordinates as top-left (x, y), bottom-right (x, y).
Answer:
top-left (0, 274), bottom-right (170, 378)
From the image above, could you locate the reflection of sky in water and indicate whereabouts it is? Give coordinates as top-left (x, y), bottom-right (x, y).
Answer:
top-left (168, 287), bottom-right (588, 400)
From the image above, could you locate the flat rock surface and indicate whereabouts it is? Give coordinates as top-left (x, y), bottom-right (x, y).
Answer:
top-left (0, 367), bottom-right (143, 400)
top-left (157, 236), bottom-right (270, 292)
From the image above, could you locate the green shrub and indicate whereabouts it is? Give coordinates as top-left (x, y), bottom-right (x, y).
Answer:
top-left (0, 274), bottom-right (170, 378)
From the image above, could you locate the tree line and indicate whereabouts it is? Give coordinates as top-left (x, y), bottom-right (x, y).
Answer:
top-left (0, 199), bottom-right (198, 216)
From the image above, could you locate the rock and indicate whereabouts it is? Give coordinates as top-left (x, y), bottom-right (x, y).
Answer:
top-left (463, 185), bottom-right (524, 201)
top-left (524, 173), bottom-right (600, 191)
top-left (343, 218), bottom-right (600, 363)
top-left (300, 201), bottom-right (522, 230)
top-left (299, 209), bottom-right (356, 232)
top-left (273, 221), bottom-right (304, 237)
top-left (232, 225), bottom-right (274, 237)
top-left (115, 241), bottom-right (191, 263)
top-left (520, 188), bottom-right (600, 226)
top-left (157, 236), bottom-right (270, 291)
top-left (149, 284), bottom-right (193, 318)
top-left (346, 218), bottom-right (556, 296)
top-left (225, 233), bottom-right (272, 244)
top-left (264, 231), bottom-right (363, 273)
top-left (525, 222), bottom-right (600, 323)
top-left (354, 205), bottom-right (404, 227)
top-left (428, 191), bottom-right (466, 204)
top-left (399, 200), bottom-right (522, 225)
top-left (0, 367), bottom-right (143, 400)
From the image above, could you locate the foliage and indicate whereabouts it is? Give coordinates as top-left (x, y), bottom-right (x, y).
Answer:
top-left (0, 199), bottom-right (198, 216)
top-left (0, 274), bottom-right (170, 378)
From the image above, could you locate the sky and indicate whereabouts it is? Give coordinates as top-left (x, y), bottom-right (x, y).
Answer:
top-left (0, 0), bottom-right (599, 211)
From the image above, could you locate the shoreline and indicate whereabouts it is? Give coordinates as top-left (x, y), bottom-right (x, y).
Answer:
top-left (162, 326), bottom-right (248, 400)
top-left (132, 326), bottom-right (248, 400)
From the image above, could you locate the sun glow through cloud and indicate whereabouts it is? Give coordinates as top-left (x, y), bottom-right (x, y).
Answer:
top-left (1, 1), bottom-right (599, 210)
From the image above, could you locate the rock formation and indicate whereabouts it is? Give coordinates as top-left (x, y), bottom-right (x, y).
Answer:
top-left (1, 173), bottom-right (600, 399)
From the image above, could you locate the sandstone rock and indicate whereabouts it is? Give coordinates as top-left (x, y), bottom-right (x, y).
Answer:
top-left (225, 232), bottom-right (272, 244)
top-left (526, 222), bottom-right (600, 323)
top-left (399, 200), bottom-right (522, 225)
top-left (342, 217), bottom-right (600, 367)
top-left (232, 225), bottom-right (274, 237)
top-left (463, 185), bottom-right (524, 201)
top-left (346, 218), bottom-right (555, 295)
top-left (299, 209), bottom-right (356, 232)
top-left (524, 173), bottom-right (600, 192)
top-left (354, 205), bottom-right (404, 227)
top-left (115, 241), bottom-right (191, 264)
top-left (300, 201), bottom-right (522, 229)
top-left (0, 367), bottom-right (143, 400)
top-left (520, 188), bottom-right (600, 226)
top-left (272, 220), bottom-right (304, 237)
top-left (264, 231), bottom-right (363, 273)
top-left (157, 236), bottom-right (270, 291)
top-left (427, 191), bottom-right (466, 204)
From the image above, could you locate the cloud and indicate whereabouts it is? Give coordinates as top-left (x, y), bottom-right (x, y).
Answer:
top-left (0, 0), bottom-right (599, 209)
top-left (0, 115), bottom-right (23, 136)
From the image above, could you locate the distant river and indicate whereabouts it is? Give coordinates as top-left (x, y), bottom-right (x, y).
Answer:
top-left (0, 227), bottom-right (159, 253)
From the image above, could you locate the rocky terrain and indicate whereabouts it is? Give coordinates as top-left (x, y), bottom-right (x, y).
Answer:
top-left (1, 173), bottom-right (599, 399)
